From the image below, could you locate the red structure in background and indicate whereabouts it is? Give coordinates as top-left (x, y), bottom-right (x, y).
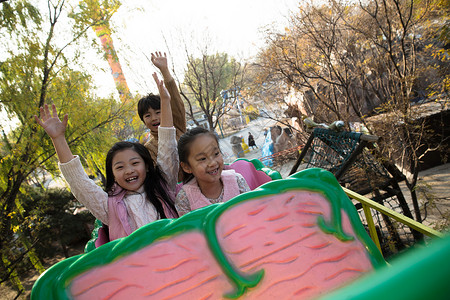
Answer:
top-left (93, 24), bottom-right (131, 103)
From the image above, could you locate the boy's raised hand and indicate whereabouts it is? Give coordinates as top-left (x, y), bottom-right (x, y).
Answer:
top-left (35, 104), bottom-right (68, 140)
top-left (151, 52), bottom-right (168, 71)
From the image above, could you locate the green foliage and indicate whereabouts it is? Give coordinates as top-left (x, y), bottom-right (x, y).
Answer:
top-left (182, 52), bottom-right (246, 130)
top-left (243, 105), bottom-right (260, 121)
top-left (22, 187), bottom-right (95, 258)
top-left (69, 0), bottom-right (122, 30)
top-left (184, 53), bottom-right (236, 100)
top-left (0, 0), bottom-right (133, 293)
top-left (0, 0), bottom-right (41, 33)
top-left (0, 187), bottom-right (94, 291)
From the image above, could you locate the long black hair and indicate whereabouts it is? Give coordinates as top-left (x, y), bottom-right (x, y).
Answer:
top-left (105, 141), bottom-right (177, 218)
top-left (177, 127), bottom-right (220, 184)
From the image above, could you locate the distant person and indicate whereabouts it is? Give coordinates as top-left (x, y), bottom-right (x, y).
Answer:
top-left (241, 136), bottom-right (250, 154)
top-left (35, 74), bottom-right (178, 241)
top-left (270, 125), bottom-right (282, 152)
top-left (230, 135), bottom-right (244, 158)
top-left (261, 128), bottom-right (274, 167)
top-left (248, 132), bottom-right (258, 149)
top-left (138, 52), bottom-right (186, 162)
top-left (176, 127), bottom-right (250, 216)
top-left (275, 127), bottom-right (294, 153)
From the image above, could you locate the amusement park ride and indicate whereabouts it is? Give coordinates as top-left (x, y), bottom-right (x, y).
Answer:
top-left (31, 152), bottom-right (449, 299)
top-left (32, 3), bottom-right (447, 295)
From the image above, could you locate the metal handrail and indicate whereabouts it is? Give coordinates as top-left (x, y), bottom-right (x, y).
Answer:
top-left (342, 187), bottom-right (444, 253)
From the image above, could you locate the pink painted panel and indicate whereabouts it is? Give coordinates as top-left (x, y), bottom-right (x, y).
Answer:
top-left (216, 191), bottom-right (373, 299)
top-left (70, 232), bottom-right (234, 299)
top-left (69, 191), bottom-right (372, 299)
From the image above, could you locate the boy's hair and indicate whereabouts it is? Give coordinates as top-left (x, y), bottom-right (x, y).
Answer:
top-left (178, 127), bottom-right (220, 183)
top-left (105, 141), bottom-right (177, 218)
top-left (137, 94), bottom-right (161, 122)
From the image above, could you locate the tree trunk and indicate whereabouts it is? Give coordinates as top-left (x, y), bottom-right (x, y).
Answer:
top-left (93, 25), bottom-right (131, 103)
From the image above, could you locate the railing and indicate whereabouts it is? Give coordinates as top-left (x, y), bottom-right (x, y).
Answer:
top-left (343, 187), bottom-right (444, 254)
top-left (259, 145), bottom-right (304, 165)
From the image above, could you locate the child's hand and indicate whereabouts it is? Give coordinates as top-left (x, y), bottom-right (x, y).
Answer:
top-left (152, 72), bottom-right (170, 103)
top-left (35, 104), bottom-right (68, 140)
top-left (151, 52), bottom-right (168, 71)
top-left (152, 72), bottom-right (173, 127)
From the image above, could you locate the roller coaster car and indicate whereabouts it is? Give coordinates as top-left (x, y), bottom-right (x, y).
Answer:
top-left (31, 163), bottom-right (449, 299)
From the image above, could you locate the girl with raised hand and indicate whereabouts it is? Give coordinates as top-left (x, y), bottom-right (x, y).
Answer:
top-left (176, 127), bottom-right (250, 216)
top-left (35, 73), bottom-right (178, 241)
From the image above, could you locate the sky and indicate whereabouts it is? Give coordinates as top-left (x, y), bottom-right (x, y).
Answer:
top-left (90, 0), bottom-right (302, 98)
top-left (1, 0), bottom-right (302, 131)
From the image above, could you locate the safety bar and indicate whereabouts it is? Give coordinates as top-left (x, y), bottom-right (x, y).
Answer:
top-left (342, 187), bottom-right (444, 254)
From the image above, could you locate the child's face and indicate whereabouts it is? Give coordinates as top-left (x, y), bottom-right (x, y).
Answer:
top-left (143, 107), bottom-right (161, 134)
top-left (181, 134), bottom-right (224, 186)
top-left (112, 149), bottom-right (147, 192)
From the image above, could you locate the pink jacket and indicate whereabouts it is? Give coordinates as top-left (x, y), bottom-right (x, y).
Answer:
top-left (182, 170), bottom-right (240, 211)
top-left (107, 186), bottom-right (177, 241)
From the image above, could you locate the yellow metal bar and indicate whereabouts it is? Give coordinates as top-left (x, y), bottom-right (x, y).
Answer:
top-left (343, 187), bottom-right (444, 239)
top-left (362, 203), bottom-right (382, 253)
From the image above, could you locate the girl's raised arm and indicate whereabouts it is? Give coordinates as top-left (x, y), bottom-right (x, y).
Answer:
top-left (152, 72), bottom-right (173, 128)
top-left (35, 104), bottom-right (74, 163)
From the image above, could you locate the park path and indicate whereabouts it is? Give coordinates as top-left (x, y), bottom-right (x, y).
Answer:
top-left (398, 163), bottom-right (450, 231)
top-left (218, 117), bottom-right (277, 163)
top-left (218, 117), bottom-right (297, 178)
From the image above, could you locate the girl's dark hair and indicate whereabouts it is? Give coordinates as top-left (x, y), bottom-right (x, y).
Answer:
top-left (178, 127), bottom-right (219, 184)
top-left (105, 141), bottom-right (177, 218)
top-left (137, 94), bottom-right (161, 122)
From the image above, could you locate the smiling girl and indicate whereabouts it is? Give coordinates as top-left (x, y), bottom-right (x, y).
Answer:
top-left (35, 73), bottom-right (178, 241)
top-left (175, 127), bottom-right (250, 216)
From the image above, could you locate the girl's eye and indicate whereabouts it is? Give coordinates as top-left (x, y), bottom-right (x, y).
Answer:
top-left (115, 166), bottom-right (123, 170)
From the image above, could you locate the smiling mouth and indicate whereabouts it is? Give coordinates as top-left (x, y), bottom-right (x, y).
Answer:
top-left (126, 176), bottom-right (138, 182)
top-left (207, 168), bottom-right (219, 176)
top-left (152, 122), bottom-right (160, 127)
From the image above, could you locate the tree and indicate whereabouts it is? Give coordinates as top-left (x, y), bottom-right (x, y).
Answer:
top-left (69, 0), bottom-right (147, 142)
top-left (181, 49), bottom-right (247, 131)
top-left (349, 0), bottom-right (450, 222)
top-left (256, 1), bottom-right (385, 126)
top-left (256, 0), bottom-right (449, 223)
top-left (0, 0), bottom-right (131, 295)
top-left (69, 0), bottom-right (132, 104)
